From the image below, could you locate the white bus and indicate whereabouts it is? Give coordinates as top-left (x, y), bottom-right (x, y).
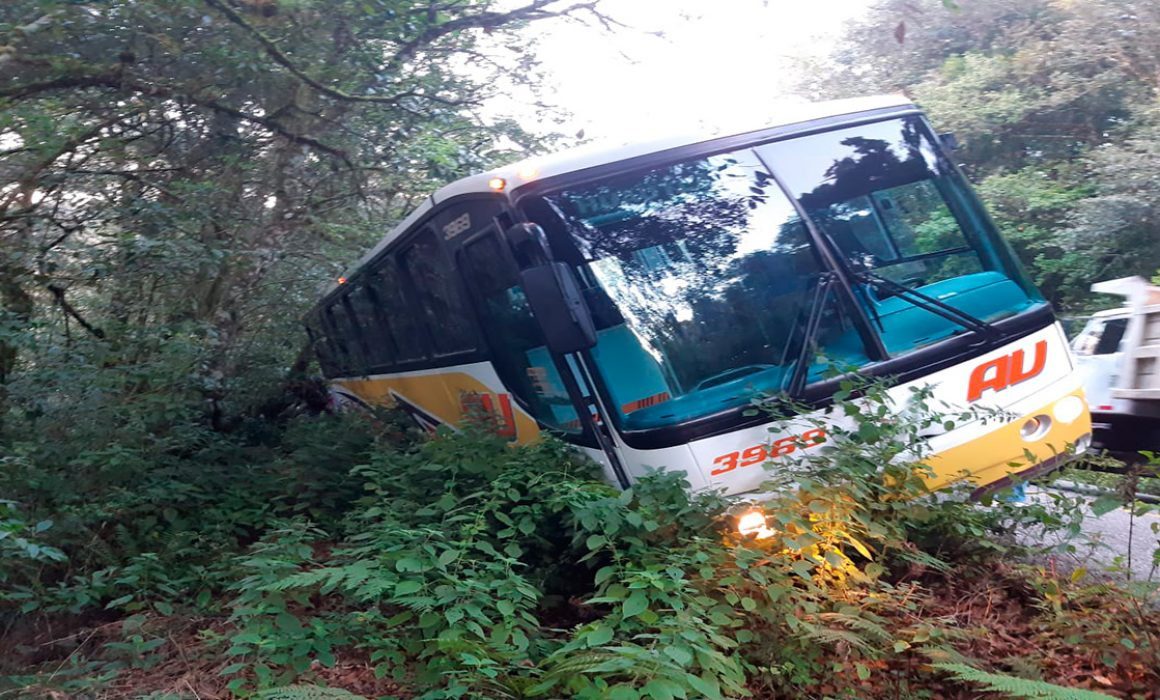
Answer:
top-left (305, 95), bottom-right (1091, 504)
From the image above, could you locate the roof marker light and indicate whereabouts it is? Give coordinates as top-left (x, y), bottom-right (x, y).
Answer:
top-left (517, 165), bottom-right (538, 181)
top-left (488, 177), bottom-right (506, 191)
top-left (337, 276), bottom-right (347, 285)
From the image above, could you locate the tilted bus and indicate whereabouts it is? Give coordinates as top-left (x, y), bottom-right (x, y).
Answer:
top-left (304, 95), bottom-right (1091, 511)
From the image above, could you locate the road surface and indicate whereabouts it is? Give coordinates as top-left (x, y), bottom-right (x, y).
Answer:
top-left (1025, 485), bottom-right (1160, 583)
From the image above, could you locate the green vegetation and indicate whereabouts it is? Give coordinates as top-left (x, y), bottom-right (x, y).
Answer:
top-left (3, 0), bottom-right (1160, 698)
top-left (3, 381), bottom-right (1159, 698)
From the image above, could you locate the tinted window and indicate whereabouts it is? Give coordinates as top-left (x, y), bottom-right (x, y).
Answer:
top-left (325, 300), bottom-right (362, 374)
top-left (1095, 317), bottom-right (1129, 355)
top-left (1075, 316), bottom-right (1129, 357)
top-left (399, 229), bottom-right (475, 356)
top-left (368, 262), bottom-right (427, 362)
top-left (347, 284), bottom-right (395, 368)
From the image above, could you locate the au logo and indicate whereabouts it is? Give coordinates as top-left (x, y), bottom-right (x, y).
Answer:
top-left (967, 340), bottom-right (1047, 402)
top-left (460, 392), bottom-right (517, 440)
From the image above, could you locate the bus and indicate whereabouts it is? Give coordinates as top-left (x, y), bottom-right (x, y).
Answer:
top-left (305, 95), bottom-right (1091, 513)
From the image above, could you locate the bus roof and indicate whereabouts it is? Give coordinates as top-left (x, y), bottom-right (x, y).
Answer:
top-left (333, 94), bottom-right (915, 291)
top-left (438, 94), bottom-right (914, 201)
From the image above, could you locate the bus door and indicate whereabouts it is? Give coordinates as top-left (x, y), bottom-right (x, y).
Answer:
top-left (457, 220), bottom-right (630, 487)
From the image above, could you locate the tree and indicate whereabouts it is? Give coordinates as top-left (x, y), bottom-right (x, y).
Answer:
top-left (0, 0), bottom-right (609, 428)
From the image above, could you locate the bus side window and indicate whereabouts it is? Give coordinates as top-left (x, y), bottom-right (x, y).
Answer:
top-left (347, 283), bottom-right (396, 369)
top-left (326, 298), bottom-right (364, 375)
top-left (367, 260), bottom-right (428, 363)
top-left (399, 229), bottom-right (476, 356)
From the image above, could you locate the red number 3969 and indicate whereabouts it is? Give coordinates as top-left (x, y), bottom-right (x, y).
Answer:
top-left (710, 428), bottom-right (826, 476)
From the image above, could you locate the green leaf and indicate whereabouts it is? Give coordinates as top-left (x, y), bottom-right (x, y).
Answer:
top-left (105, 594), bottom-right (133, 609)
top-left (395, 557), bottom-right (424, 573)
top-left (394, 580), bottom-right (422, 596)
top-left (595, 566), bottom-right (617, 585)
top-left (622, 591), bottom-right (648, 619)
top-left (663, 645), bottom-right (693, 665)
top-left (587, 624), bottom-right (614, 646)
top-left (1091, 495), bottom-right (1123, 516)
top-left (685, 674), bottom-right (722, 700)
top-left (791, 559), bottom-right (815, 580)
top-left (642, 679), bottom-right (683, 700)
top-left (609, 685), bottom-right (639, 700)
top-left (933, 663), bottom-right (1115, 699)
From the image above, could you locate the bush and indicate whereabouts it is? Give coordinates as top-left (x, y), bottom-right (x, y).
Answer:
top-left (6, 381), bottom-right (1156, 699)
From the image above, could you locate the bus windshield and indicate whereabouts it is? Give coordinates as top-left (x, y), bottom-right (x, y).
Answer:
top-left (757, 116), bottom-right (1042, 354)
top-left (520, 116), bottom-right (1044, 432)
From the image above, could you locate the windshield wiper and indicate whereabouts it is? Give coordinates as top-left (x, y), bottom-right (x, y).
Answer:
top-left (786, 273), bottom-right (836, 396)
top-left (855, 270), bottom-right (999, 340)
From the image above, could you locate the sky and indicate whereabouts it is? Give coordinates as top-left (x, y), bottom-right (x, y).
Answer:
top-left (499, 0), bottom-right (875, 143)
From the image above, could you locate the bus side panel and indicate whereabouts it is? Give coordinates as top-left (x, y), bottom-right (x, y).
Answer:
top-left (330, 361), bottom-right (543, 443)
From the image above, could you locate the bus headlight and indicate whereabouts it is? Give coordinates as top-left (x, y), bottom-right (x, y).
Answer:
top-left (1052, 395), bottom-right (1086, 424)
top-left (1020, 415), bottom-right (1052, 441)
top-left (737, 509), bottom-right (775, 539)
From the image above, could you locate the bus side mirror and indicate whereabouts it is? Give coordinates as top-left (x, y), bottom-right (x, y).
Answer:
top-left (503, 222), bottom-right (597, 354)
top-left (505, 221), bottom-right (598, 352)
top-left (939, 132), bottom-right (960, 152)
top-left (519, 261), bottom-right (597, 354)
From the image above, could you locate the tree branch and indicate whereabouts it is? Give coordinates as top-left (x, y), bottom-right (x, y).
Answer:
top-left (203, 0), bottom-right (466, 108)
top-left (0, 71), bottom-right (354, 166)
top-left (47, 284), bottom-right (105, 339)
top-left (203, 0), bottom-right (606, 107)
top-left (383, 0), bottom-right (602, 76)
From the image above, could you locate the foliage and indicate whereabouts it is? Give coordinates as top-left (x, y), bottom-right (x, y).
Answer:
top-left (0, 0), bottom-right (600, 467)
top-left (0, 410), bottom-right (386, 617)
top-left (257, 687), bottom-right (369, 700)
top-left (5, 385), bottom-right (1160, 698)
top-left (933, 663), bottom-right (1115, 700)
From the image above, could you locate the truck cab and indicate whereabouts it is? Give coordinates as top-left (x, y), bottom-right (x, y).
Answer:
top-left (1074, 277), bottom-right (1160, 455)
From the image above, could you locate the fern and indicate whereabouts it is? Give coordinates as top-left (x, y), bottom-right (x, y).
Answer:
top-left (813, 611), bottom-right (892, 642)
top-left (933, 663), bottom-right (1116, 700)
top-left (255, 685), bottom-right (367, 700)
top-left (797, 621), bottom-right (875, 652)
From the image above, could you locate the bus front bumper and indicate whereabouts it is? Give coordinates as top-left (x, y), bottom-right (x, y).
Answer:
top-left (925, 389), bottom-right (1092, 497)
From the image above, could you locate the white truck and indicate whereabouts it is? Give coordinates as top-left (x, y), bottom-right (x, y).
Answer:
top-left (1073, 276), bottom-right (1160, 456)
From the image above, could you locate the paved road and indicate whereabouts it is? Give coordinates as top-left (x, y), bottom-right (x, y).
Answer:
top-left (1025, 485), bottom-right (1160, 583)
